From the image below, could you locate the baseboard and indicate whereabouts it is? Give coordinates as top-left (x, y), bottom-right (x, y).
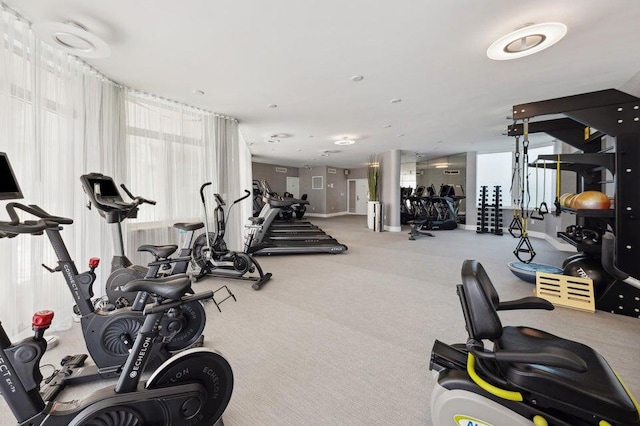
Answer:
top-left (384, 225), bottom-right (402, 232)
top-left (463, 225), bottom-right (574, 251)
top-left (305, 211), bottom-right (349, 218)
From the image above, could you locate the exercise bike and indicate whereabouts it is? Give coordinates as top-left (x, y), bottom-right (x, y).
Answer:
top-left (80, 173), bottom-right (196, 305)
top-left (0, 218), bottom-right (233, 425)
top-left (429, 259), bottom-right (640, 425)
top-left (190, 182), bottom-right (272, 290)
top-left (3, 202), bottom-right (213, 395)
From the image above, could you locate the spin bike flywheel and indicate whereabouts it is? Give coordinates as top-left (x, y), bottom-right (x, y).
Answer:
top-left (146, 348), bottom-right (234, 426)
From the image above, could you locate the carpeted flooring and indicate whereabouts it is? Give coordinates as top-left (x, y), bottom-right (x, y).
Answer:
top-left (2, 215), bottom-right (639, 425)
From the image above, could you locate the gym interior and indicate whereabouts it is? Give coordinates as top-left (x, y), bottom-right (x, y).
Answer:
top-left (0, 2), bottom-right (639, 425)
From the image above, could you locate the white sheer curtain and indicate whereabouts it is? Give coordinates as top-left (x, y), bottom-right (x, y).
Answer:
top-left (0, 7), bottom-right (246, 339)
top-left (0, 8), bottom-right (125, 337)
top-left (124, 95), bottom-right (245, 265)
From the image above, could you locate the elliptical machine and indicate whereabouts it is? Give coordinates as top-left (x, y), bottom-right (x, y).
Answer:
top-left (429, 259), bottom-right (640, 425)
top-left (191, 183), bottom-right (272, 290)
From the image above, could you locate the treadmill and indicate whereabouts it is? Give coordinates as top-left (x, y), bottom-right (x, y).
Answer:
top-left (248, 192), bottom-right (347, 255)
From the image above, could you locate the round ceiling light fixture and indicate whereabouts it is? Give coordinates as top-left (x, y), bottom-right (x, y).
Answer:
top-left (32, 21), bottom-right (110, 58)
top-left (351, 75), bottom-right (364, 82)
top-left (335, 137), bottom-right (355, 146)
top-left (487, 22), bottom-right (567, 60)
top-left (390, 98), bottom-right (402, 104)
top-left (267, 103), bottom-right (278, 108)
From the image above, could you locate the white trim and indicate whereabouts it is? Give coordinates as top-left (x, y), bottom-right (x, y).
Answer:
top-left (384, 225), bottom-right (402, 232)
top-left (306, 211), bottom-right (349, 218)
top-left (462, 224), bottom-right (574, 251)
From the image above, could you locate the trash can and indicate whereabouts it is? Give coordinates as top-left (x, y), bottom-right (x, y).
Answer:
top-left (373, 202), bottom-right (384, 232)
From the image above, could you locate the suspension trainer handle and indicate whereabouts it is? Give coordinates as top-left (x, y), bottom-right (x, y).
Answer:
top-left (120, 184), bottom-right (156, 206)
top-left (200, 182), bottom-right (213, 204)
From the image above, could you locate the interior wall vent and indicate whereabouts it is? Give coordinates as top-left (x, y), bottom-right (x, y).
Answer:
top-left (275, 167), bottom-right (287, 173)
top-left (443, 170), bottom-right (460, 175)
top-left (328, 168), bottom-right (337, 174)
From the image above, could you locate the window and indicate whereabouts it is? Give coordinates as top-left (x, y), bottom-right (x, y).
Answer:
top-left (476, 152), bottom-right (514, 207)
top-left (476, 145), bottom-right (556, 210)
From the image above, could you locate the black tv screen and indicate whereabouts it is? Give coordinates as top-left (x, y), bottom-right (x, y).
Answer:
top-left (0, 152), bottom-right (24, 200)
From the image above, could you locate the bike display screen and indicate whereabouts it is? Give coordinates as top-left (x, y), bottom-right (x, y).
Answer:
top-left (0, 152), bottom-right (24, 200)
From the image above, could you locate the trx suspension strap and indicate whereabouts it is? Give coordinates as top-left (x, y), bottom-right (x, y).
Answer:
top-left (530, 159), bottom-right (549, 220)
top-left (508, 128), bottom-right (524, 238)
top-left (554, 153), bottom-right (562, 215)
top-left (513, 118), bottom-right (536, 263)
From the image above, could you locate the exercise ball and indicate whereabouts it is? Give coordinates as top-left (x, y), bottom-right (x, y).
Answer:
top-left (559, 193), bottom-right (574, 207)
top-left (563, 257), bottom-right (615, 299)
top-left (565, 193), bottom-right (579, 208)
top-left (572, 191), bottom-right (611, 210)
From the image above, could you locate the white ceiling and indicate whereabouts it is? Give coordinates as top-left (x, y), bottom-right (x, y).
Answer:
top-left (7, 0), bottom-right (640, 169)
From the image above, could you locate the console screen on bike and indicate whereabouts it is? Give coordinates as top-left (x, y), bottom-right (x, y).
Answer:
top-left (0, 152), bottom-right (24, 200)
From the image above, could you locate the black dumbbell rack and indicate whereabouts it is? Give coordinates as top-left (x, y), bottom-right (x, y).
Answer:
top-left (476, 185), bottom-right (503, 235)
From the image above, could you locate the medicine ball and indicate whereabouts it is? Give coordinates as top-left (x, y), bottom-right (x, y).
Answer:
top-left (563, 257), bottom-right (614, 299)
top-left (561, 252), bottom-right (590, 268)
top-left (572, 191), bottom-right (611, 210)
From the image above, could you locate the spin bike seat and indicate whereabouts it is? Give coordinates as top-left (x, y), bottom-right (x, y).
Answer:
top-left (137, 244), bottom-right (178, 258)
top-left (122, 274), bottom-right (191, 300)
top-left (174, 222), bottom-right (204, 231)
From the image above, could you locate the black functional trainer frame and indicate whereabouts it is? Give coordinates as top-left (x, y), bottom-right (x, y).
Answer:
top-left (506, 89), bottom-right (640, 317)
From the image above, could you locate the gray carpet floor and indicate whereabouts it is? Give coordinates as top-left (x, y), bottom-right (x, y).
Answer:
top-left (2, 215), bottom-right (639, 425)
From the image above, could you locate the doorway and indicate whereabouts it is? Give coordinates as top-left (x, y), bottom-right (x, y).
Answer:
top-left (286, 176), bottom-right (300, 198)
top-left (347, 179), bottom-right (368, 214)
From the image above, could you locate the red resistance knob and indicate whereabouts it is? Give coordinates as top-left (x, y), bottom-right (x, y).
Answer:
top-left (89, 257), bottom-right (100, 268)
top-left (33, 310), bottom-right (54, 329)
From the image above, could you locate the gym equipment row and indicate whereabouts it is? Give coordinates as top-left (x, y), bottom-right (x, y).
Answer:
top-left (0, 153), bottom-right (233, 425)
top-left (507, 88), bottom-right (640, 318)
top-left (429, 260), bottom-right (640, 425)
top-left (80, 173), bottom-right (272, 297)
top-left (246, 180), bottom-right (348, 255)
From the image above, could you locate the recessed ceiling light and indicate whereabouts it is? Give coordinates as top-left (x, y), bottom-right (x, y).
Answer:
top-left (192, 90), bottom-right (205, 95)
top-left (267, 104), bottom-right (278, 108)
top-left (487, 22), bottom-right (567, 60)
top-left (390, 98), bottom-right (402, 104)
top-left (397, 133), bottom-right (404, 137)
top-left (383, 124), bottom-right (392, 128)
top-left (351, 75), bottom-right (364, 82)
top-left (32, 21), bottom-right (110, 58)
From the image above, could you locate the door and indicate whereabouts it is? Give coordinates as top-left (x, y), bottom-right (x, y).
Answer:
top-left (348, 179), bottom-right (368, 214)
top-left (286, 176), bottom-right (300, 198)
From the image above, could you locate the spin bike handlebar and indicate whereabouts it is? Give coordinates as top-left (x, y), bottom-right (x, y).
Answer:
top-left (2, 202), bottom-right (73, 228)
top-left (120, 184), bottom-right (157, 206)
top-left (0, 203), bottom-right (64, 236)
